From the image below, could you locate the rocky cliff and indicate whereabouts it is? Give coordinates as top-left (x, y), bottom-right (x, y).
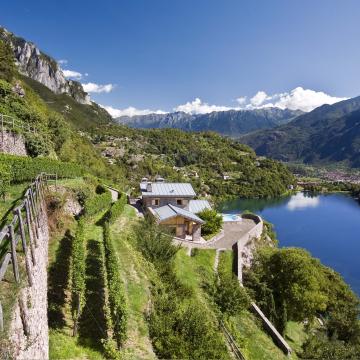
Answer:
top-left (0, 27), bottom-right (90, 105)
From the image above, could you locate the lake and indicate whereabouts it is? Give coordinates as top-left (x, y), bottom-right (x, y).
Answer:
top-left (219, 192), bottom-right (360, 295)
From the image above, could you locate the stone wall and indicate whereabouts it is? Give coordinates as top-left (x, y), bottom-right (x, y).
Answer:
top-left (0, 130), bottom-right (27, 156)
top-left (7, 202), bottom-right (49, 359)
top-left (236, 215), bottom-right (263, 282)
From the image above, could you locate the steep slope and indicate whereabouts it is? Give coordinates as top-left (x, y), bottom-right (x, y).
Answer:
top-left (21, 75), bottom-right (113, 129)
top-left (242, 96), bottom-right (360, 167)
top-left (117, 108), bottom-right (302, 137)
top-left (0, 27), bottom-right (90, 105)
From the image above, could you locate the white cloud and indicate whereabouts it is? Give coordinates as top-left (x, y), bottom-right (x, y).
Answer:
top-left (58, 59), bottom-right (68, 65)
top-left (101, 87), bottom-right (347, 118)
top-left (100, 105), bottom-right (167, 118)
top-left (287, 192), bottom-right (320, 211)
top-left (250, 91), bottom-right (271, 107)
top-left (63, 69), bottom-right (83, 80)
top-left (82, 82), bottom-right (115, 93)
top-left (271, 87), bottom-right (348, 112)
top-left (236, 96), bottom-right (247, 105)
top-left (174, 98), bottom-right (233, 114)
top-left (241, 87), bottom-right (347, 112)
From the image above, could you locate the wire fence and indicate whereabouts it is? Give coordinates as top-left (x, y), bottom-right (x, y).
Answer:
top-left (0, 173), bottom-right (57, 333)
top-left (0, 114), bottom-right (37, 135)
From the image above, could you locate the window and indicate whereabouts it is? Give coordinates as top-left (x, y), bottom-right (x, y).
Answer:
top-left (176, 199), bottom-right (182, 205)
top-left (152, 199), bottom-right (159, 206)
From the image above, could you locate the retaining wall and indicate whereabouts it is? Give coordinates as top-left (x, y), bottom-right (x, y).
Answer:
top-left (7, 202), bottom-right (49, 359)
top-left (0, 130), bottom-right (27, 156)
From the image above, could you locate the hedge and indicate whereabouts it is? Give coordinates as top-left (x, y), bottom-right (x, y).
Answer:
top-left (84, 190), bottom-right (112, 217)
top-left (71, 218), bottom-right (86, 335)
top-left (0, 153), bottom-right (84, 182)
top-left (107, 193), bottom-right (127, 224)
top-left (103, 222), bottom-right (127, 347)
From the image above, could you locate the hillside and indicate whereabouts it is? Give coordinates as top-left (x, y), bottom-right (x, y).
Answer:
top-left (242, 96), bottom-right (360, 167)
top-left (0, 26), bottom-right (91, 105)
top-left (89, 124), bottom-right (295, 199)
top-left (0, 35), bottom-right (294, 204)
top-left (117, 108), bottom-right (302, 137)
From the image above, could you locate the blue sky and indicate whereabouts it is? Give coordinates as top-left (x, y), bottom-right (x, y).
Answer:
top-left (2, 0), bottom-right (360, 116)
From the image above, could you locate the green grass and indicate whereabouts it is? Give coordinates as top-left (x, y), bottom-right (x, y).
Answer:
top-left (229, 312), bottom-right (289, 360)
top-left (285, 321), bottom-right (307, 355)
top-left (49, 330), bottom-right (103, 360)
top-left (0, 183), bottom-right (28, 225)
top-left (174, 248), bottom-right (216, 291)
top-left (110, 211), bottom-right (156, 359)
top-left (218, 250), bottom-right (234, 275)
top-left (56, 177), bottom-right (87, 190)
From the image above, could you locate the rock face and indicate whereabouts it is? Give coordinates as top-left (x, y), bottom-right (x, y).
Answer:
top-left (0, 27), bottom-right (91, 105)
top-left (0, 130), bottom-right (27, 156)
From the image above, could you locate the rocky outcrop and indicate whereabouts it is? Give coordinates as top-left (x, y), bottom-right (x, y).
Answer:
top-left (0, 130), bottom-right (27, 156)
top-left (0, 27), bottom-right (91, 105)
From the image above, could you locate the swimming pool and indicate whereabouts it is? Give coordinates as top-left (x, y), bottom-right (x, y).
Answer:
top-left (222, 213), bottom-right (242, 222)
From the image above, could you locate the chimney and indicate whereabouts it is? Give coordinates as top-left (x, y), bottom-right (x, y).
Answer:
top-left (146, 182), bottom-right (152, 192)
top-left (155, 176), bottom-right (165, 183)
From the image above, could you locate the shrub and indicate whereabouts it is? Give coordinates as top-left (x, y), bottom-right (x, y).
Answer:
top-left (0, 153), bottom-right (83, 182)
top-left (103, 222), bottom-right (127, 347)
top-left (198, 208), bottom-right (223, 236)
top-left (84, 191), bottom-right (112, 216)
top-left (107, 193), bottom-right (127, 224)
top-left (214, 271), bottom-right (250, 317)
top-left (25, 133), bottom-right (50, 157)
top-left (0, 163), bottom-right (11, 200)
top-left (71, 219), bottom-right (86, 335)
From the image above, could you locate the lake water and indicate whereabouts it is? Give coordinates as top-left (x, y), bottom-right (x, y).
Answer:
top-left (219, 192), bottom-right (360, 295)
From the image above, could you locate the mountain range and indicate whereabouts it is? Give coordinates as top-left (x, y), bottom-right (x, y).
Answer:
top-left (241, 96), bottom-right (360, 167)
top-left (116, 108), bottom-right (303, 137)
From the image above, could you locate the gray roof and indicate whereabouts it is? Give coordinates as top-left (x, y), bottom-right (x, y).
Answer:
top-left (141, 182), bottom-right (196, 197)
top-left (186, 200), bottom-right (211, 214)
top-left (153, 204), bottom-right (204, 224)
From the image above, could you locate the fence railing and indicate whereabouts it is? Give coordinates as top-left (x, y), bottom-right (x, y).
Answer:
top-left (0, 173), bottom-right (56, 332)
top-left (0, 114), bottom-right (37, 135)
top-left (220, 320), bottom-right (247, 360)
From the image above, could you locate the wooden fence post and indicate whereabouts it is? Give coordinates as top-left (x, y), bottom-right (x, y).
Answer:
top-left (16, 208), bottom-right (33, 286)
top-left (29, 189), bottom-right (40, 230)
top-left (26, 194), bottom-right (39, 245)
top-left (9, 224), bottom-right (20, 283)
top-left (25, 199), bottom-right (37, 258)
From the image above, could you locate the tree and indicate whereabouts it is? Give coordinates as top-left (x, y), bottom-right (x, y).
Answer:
top-left (0, 39), bottom-right (16, 82)
top-left (198, 208), bottom-right (223, 236)
top-left (244, 247), bottom-right (329, 322)
top-left (214, 271), bottom-right (250, 316)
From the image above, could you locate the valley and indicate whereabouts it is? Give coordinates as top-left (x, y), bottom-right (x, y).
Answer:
top-left (0, 21), bottom-right (359, 360)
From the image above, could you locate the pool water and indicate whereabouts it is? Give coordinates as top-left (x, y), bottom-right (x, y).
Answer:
top-left (222, 213), bottom-right (241, 222)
